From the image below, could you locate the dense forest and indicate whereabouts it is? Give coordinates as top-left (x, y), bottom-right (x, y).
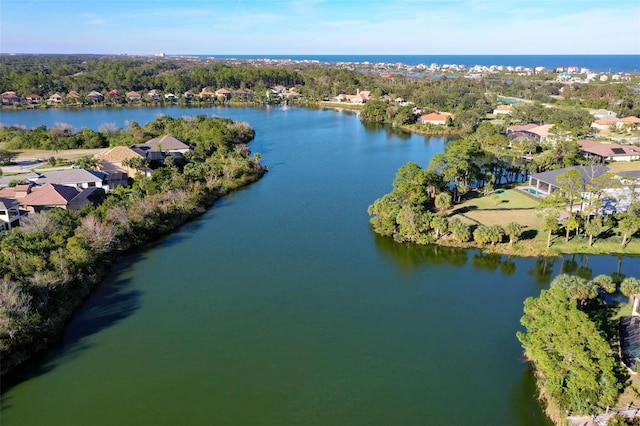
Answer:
top-left (0, 115), bottom-right (266, 376)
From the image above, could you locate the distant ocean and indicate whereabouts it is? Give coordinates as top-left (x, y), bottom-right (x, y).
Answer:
top-left (183, 54), bottom-right (639, 73)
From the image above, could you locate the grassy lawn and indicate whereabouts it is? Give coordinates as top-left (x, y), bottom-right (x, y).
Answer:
top-left (449, 188), bottom-right (542, 228)
top-left (605, 161), bottom-right (640, 173)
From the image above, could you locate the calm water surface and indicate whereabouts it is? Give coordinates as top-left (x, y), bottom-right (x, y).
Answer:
top-left (1, 106), bottom-right (637, 425)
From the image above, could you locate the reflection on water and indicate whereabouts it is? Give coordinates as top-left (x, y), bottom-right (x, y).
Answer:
top-left (373, 231), bottom-right (468, 271)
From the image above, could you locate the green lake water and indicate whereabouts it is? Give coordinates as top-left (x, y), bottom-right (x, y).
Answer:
top-left (0, 106), bottom-right (636, 425)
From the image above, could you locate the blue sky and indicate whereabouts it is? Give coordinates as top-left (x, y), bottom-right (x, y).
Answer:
top-left (2, 0), bottom-right (639, 55)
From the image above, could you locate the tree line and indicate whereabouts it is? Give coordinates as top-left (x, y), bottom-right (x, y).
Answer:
top-left (2, 55), bottom-right (639, 119)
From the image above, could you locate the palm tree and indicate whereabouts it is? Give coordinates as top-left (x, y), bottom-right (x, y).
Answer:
top-left (584, 218), bottom-right (604, 247)
top-left (449, 217), bottom-right (471, 242)
top-left (505, 222), bottom-right (523, 245)
top-left (591, 274), bottom-right (616, 294)
top-left (435, 192), bottom-right (452, 214)
top-left (563, 214), bottom-right (580, 242)
top-left (487, 224), bottom-right (505, 245)
top-left (431, 214), bottom-right (449, 240)
top-left (541, 210), bottom-right (560, 248)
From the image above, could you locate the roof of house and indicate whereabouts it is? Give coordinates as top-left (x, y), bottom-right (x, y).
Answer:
top-left (507, 123), bottom-right (539, 132)
top-left (577, 140), bottom-right (640, 158)
top-left (593, 119), bottom-right (619, 125)
top-left (527, 124), bottom-right (555, 137)
top-left (33, 169), bottom-right (106, 186)
top-left (96, 146), bottom-right (145, 162)
top-left (420, 112), bottom-right (453, 122)
top-left (620, 116), bottom-right (640, 124)
top-left (0, 184), bottom-right (32, 198)
top-left (141, 135), bottom-right (191, 151)
top-left (617, 171), bottom-right (640, 179)
top-left (529, 165), bottom-right (609, 188)
top-left (0, 197), bottom-right (19, 210)
top-left (20, 183), bottom-right (81, 207)
top-left (495, 105), bottom-right (513, 111)
top-left (68, 187), bottom-right (106, 209)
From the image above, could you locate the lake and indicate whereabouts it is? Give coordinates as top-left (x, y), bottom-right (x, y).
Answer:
top-left (0, 106), bottom-right (637, 425)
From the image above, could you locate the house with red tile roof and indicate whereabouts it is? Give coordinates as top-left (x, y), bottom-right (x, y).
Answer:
top-left (199, 88), bottom-right (215, 98)
top-left (1, 91), bottom-right (21, 105)
top-left (126, 91), bottom-right (141, 101)
top-left (87, 90), bottom-right (104, 103)
top-left (507, 123), bottom-right (557, 144)
top-left (26, 94), bottom-right (42, 104)
top-left (215, 88), bottom-right (232, 100)
top-left (95, 146), bottom-right (150, 183)
top-left (48, 93), bottom-right (63, 103)
top-left (492, 105), bottom-right (513, 115)
top-left (418, 112), bottom-right (454, 125)
top-left (591, 116), bottom-right (640, 131)
top-left (577, 140), bottom-right (640, 162)
top-left (19, 183), bottom-right (82, 213)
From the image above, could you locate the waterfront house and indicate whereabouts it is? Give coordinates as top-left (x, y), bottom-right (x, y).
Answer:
top-left (418, 112), bottom-right (454, 125)
top-left (215, 88), bottom-right (232, 100)
top-left (334, 89), bottom-right (371, 104)
top-left (147, 90), bottom-right (160, 101)
top-left (235, 89), bottom-right (254, 101)
top-left (183, 91), bottom-right (194, 101)
top-left (87, 90), bottom-right (104, 103)
top-left (19, 183), bottom-right (82, 213)
top-left (31, 169), bottom-right (110, 191)
top-left (1, 91), bottom-right (21, 106)
top-left (67, 91), bottom-right (81, 99)
top-left (26, 94), bottom-right (42, 104)
top-left (126, 91), bottom-right (141, 101)
top-left (48, 93), bottom-right (63, 103)
top-left (527, 165), bottom-right (609, 197)
top-left (506, 123), bottom-right (556, 144)
top-left (137, 134), bottom-right (192, 154)
top-left (577, 140), bottom-right (640, 162)
top-left (0, 197), bottom-right (21, 232)
top-left (164, 93), bottom-right (178, 102)
top-left (525, 164), bottom-right (640, 214)
top-left (199, 88), bottom-right (215, 98)
top-left (95, 145), bottom-right (150, 182)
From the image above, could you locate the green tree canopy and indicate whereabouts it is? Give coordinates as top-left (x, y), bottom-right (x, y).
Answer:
top-left (517, 286), bottom-right (621, 415)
